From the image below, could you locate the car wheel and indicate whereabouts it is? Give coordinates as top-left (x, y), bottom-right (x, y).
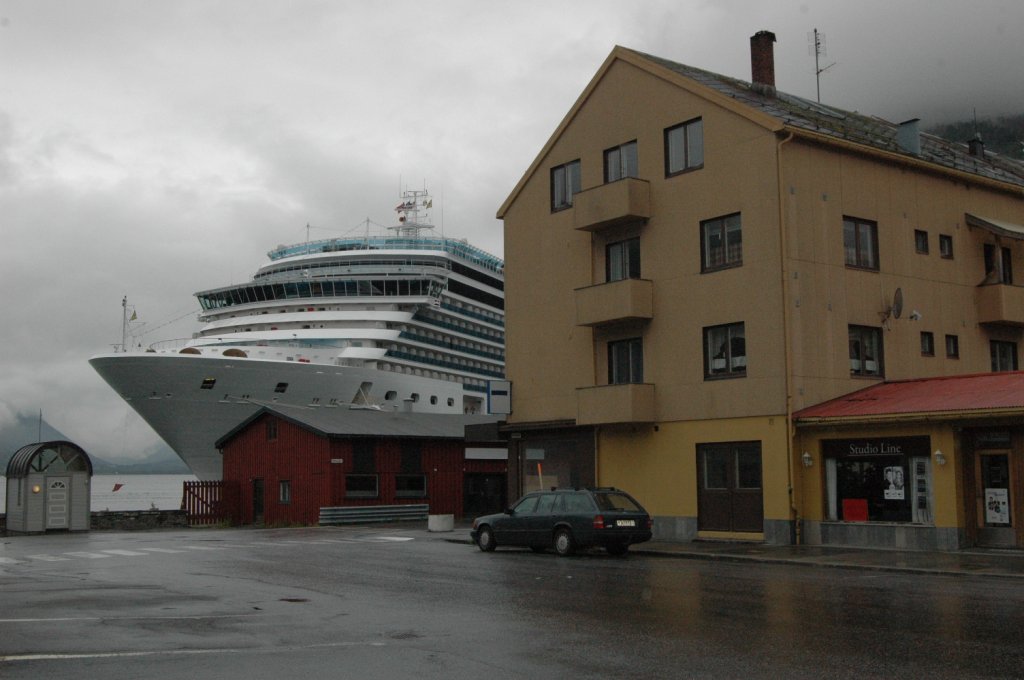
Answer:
top-left (477, 526), bottom-right (496, 552)
top-left (553, 528), bottom-right (575, 556)
top-left (606, 544), bottom-right (629, 556)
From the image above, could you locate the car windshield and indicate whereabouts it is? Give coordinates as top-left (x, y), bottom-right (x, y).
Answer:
top-left (595, 492), bottom-right (643, 512)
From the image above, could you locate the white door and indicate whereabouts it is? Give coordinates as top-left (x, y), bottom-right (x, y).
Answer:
top-left (45, 477), bottom-right (70, 529)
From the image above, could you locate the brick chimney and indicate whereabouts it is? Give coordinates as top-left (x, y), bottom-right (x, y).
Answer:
top-left (750, 30), bottom-right (777, 95)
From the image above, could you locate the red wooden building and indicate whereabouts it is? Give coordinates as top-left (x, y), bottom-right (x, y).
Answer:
top-left (216, 406), bottom-right (507, 526)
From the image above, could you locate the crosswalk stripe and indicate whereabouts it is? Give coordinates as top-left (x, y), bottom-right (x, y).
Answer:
top-left (138, 548), bottom-right (185, 554)
top-left (182, 545), bottom-right (220, 551)
top-left (63, 552), bottom-right (112, 559)
top-left (0, 557), bottom-right (21, 565)
top-left (28, 554), bottom-right (70, 562)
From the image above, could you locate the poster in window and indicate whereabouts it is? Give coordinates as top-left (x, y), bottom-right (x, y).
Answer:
top-left (883, 466), bottom-right (905, 500)
top-left (985, 488), bottom-right (1010, 525)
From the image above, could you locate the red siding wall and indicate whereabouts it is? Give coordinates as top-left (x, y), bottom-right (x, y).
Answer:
top-left (221, 414), bottom-right (506, 525)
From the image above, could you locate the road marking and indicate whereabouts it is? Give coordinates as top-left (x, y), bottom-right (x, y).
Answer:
top-left (182, 545), bottom-right (220, 551)
top-left (368, 536), bottom-right (415, 542)
top-left (0, 639), bottom-right (387, 662)
top-left (0, 557), bottom-right (21, 565)
top-left (138, 548), bottom-right (186, 554)
top-left (100, 549), bottom-right (149, 557)
top-left (63, 552), bottom-right (112, 559)
top-left (27, 554), bottom-right (70, 562)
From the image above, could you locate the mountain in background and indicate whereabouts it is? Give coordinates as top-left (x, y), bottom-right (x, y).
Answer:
top-left (0, 413), bottom-right (190, 475)
top-left (927, 114), bottom-right (1024, 160)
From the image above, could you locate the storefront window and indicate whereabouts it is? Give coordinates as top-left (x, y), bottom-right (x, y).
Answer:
top-left (517, 432), bottom-right (595, 495)
top-left (822, 437), bottom-right (931, 524)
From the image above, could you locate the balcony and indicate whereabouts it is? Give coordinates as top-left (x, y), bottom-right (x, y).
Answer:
top-left (576, 383), bottom-right (655, 426)
top-left (573, 178), bottom-right (651, 232)
top-left (976, 284), bottom-right (1024, 326)
top-left (574, 278), bottom-right (653, 328)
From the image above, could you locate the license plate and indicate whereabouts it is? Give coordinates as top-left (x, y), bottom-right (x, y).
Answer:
top-left (616, 519), bottom-right (636, 527)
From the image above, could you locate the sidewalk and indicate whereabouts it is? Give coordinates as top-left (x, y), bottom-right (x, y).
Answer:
top-left (436, 526), bottom-right (1024, 579)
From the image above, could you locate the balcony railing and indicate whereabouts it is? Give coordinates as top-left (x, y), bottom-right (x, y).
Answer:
top-left (576, 383), bottom-right (655, 425)
top-left (573, 178), bottom-right (651, 232)
top-left (976, 283), bottom-right (1024, 326)
top-left (574, 278), bottom-right (653, 327)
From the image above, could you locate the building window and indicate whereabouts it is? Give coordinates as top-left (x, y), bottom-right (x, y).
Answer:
top-left (664, 118), bottom-right (704, 176)
top-left (984, 244), bottom-right (1012, 284)
top-left (945, 334), bottom-right (960, 359)
top-left (606, 237), bottom-right (641, 282)
top-left (704, 323), bottom-right (746, 378)
top-left (914, 230), bottom-right (929, 254)
top-left (279, 480), bottom-right (291, 504)
top-left (551, 159), bottom-right (581, 212)
top-left (920, 331), bottom-right (935, 357)
top-left (823, 436), bottom-right (932, 524)
top-left (266, 419), bottom-right (277, 441)
top-left (701, 213), bottom-right (742, 271)
top-left (939, 234), bottom-right (953, 259)
top-left (345, 475), bottom-right (378, 498)
top-left (608, 337), bottom-right (643, 384)
top-left (274, 382), bottom-right (288, 393)
top-left (843, 217), bottom-right (879, 270)
top-left (200, 378), bottom-right (216, 390)
top-left (991, 340), bottom-right (1018, 372)
top-left (604, 141), bottom-right (638, 182)
top-left (849, 325), bottom-right (883, 377)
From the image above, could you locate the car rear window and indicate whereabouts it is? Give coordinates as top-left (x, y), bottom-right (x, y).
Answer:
top-left (594, 492), bottom-right (643, 512)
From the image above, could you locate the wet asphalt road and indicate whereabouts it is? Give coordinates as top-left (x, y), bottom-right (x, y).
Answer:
top-left (2, 526), bottom-right (1023, 679)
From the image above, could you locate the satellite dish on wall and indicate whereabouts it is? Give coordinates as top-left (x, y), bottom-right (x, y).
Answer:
top-left (892, 288), bottom-right (904, 319)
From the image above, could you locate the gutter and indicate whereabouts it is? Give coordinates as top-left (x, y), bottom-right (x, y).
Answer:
top-left (775, 130), bottom-right (798, 542)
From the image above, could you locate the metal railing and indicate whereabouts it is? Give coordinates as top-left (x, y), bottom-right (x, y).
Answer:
top-left (318, 504), bottom-right (429, 525)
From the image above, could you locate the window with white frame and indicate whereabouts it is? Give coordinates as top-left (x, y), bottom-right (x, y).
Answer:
top-left (279, 480), bottom-right (291, 504)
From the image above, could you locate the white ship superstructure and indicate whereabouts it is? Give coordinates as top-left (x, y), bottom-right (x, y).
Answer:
top-left (90, 191), bottom-right (505, 480)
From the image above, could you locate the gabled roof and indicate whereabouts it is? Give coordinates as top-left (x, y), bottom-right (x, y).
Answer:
top-left (794, 372), bottom-right (1024, 424)
top-left (215, 404), bottom-right (504, 449)
top-left (498, 45), bottom-right (1024, 218)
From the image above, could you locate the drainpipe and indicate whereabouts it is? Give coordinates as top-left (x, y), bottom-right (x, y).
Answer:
top-left (775, 131), bottom-right (798, 544)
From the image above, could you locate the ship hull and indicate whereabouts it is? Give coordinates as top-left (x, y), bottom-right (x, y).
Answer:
top-left (89, 352), bottom-right (471, 480)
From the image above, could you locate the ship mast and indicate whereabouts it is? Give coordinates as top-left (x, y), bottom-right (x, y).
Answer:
top-left (391, 189), bottom-right (435, 238)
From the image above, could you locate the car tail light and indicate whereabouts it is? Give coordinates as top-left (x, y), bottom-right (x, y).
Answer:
top-left (646, 517), bottom-right (653, 529)
top-left (593, 515), bottom-right (605, 529)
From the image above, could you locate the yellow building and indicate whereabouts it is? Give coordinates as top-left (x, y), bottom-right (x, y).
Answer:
top-left (496, 32), bottom-right (1024, 549)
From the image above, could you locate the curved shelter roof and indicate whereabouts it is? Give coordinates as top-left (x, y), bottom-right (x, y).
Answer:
top-left (5, 440), bottom-right (93, 478)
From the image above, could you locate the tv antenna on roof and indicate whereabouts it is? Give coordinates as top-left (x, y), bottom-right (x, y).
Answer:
top-left (808, 28), bottom-right (836, 103)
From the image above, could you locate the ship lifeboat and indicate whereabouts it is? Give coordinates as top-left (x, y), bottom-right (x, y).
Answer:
top-left (223, 348), bottom-right (248, 358)
top-left (179, 347), bottom-right (201, 355)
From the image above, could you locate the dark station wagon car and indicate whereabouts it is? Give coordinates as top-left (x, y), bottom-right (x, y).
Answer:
top-left (471, 487), bottom-right (653, 556)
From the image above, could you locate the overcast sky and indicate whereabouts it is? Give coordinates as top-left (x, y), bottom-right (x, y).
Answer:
top-left (1, 0), bottom-right (1022, 462)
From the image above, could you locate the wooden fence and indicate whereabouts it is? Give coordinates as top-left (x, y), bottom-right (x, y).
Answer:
top-left (181, 480), bottom-right (240, 526)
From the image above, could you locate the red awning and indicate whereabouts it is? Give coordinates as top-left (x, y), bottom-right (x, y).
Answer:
top-left (794, 372), bottom-right (1024, 423)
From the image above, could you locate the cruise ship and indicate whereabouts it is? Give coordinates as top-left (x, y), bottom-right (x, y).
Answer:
top-left (90, 190), bottom-right (505, 480)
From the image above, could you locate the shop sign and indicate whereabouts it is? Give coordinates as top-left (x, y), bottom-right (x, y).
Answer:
top-left (974, 430), bottom-right (1011, 449)
top-left (821, 436), bottom-right (930, 459)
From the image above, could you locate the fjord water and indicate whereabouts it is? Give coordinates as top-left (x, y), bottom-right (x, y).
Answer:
top-left (0, 474), bottom-right (197, 512)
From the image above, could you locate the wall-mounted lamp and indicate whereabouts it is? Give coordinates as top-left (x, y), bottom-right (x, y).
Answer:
top-left (801, 451), bottom-right (813, 468)
top-left (31, 484), bottom-right (41, 494)
top-left (934, 449), bottom-right (946, 466)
